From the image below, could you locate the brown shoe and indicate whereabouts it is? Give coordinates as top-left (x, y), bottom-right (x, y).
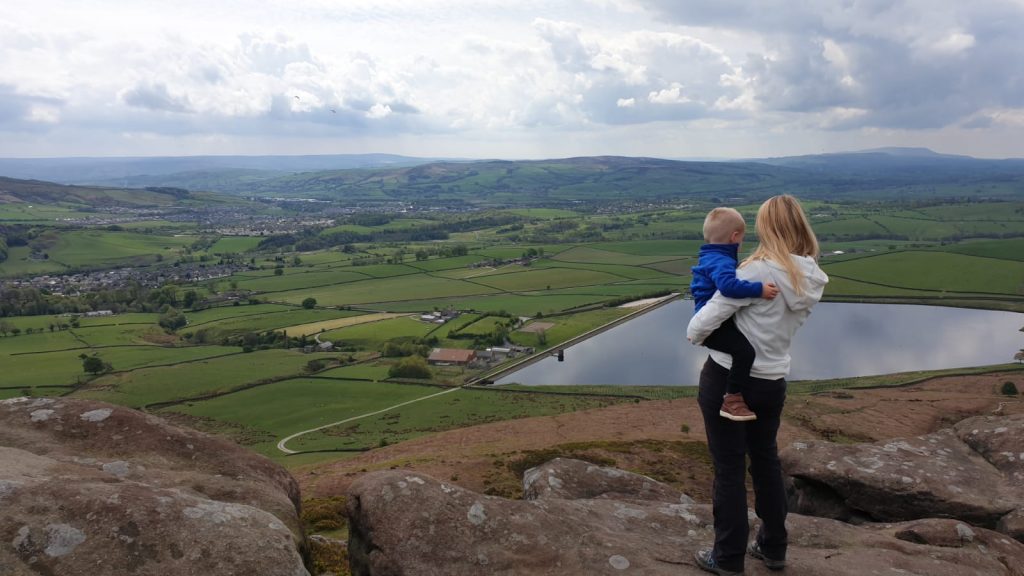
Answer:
top-left (720, 393), bottom-right (757, 421)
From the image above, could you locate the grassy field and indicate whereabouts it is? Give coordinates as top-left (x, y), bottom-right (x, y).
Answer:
top-left (5, 198), bottom-right (1024, 475)
top-left (161, 378), bottom-right (626, 460)
top-left (286, 313), bottom-right (413, 337)
top-left (2, 344), bottom-right (238, 388)
top-left (272, 274), bottom-right (498, 307)
top-left (822, 251), bottom-right (1024, 295)
top-left (73, 348), bottom-right (322, 407)
top-left (320, 316), bottom-right (435, 347)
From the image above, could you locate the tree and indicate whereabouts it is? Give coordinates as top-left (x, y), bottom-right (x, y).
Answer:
top-left (302, 297), bottom-right (317, 310)
top-left (274, 267), bottom-right (284, 276)
top-left (80, 353), bottom-right (110, 376)
top-left (182, 290), bottom-right (198, 309)
top-left (388, 356), bottom-right (432, 379)
top-left (158, 308), bottom-right (187, 332)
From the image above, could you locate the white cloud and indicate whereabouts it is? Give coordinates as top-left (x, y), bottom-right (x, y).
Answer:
top-left (0, 0), bottom-right (1021, 158)
top-left (366, 103), bottom-right (392, 119)
top-left (648, 83), bottom-right (690, 104)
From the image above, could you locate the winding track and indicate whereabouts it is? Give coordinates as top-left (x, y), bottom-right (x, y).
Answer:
top-left (276, 386), bottom-right (463, 454)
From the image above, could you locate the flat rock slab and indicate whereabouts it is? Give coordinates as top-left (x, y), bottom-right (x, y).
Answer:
top-left (346, 458), bottom-right (1024, 575)
top-left (782, 414), bottom-right (1024, 533)
top-left (0, 397), bottom-right (309, 576)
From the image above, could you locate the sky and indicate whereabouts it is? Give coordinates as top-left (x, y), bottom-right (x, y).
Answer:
top-left (2, 0), bottom-right (1024, 160)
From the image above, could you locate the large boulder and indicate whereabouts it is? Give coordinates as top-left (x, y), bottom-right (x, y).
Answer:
top-left (0, 397), bottom-right (309, 576)
top-left (782, 414), bottom-right (1024, 538)
top-left (347, 458), bottom-right (1024, 575)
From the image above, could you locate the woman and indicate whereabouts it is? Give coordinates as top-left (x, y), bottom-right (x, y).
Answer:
top-left (686, 195), bottom-right (828, 575)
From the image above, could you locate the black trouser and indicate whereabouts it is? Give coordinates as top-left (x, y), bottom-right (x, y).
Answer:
top-left (701, 317), bottom-right (755, 396)
top-left (697, 358), bottom-right (788, 572)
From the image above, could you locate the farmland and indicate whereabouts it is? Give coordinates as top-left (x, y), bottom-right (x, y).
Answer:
top-left (1, 192), bottom-right (1023, 470)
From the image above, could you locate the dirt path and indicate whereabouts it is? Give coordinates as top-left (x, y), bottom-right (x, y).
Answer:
top-left (296, 372), bottom-right (1023, 502)
top-left (276, 386), bottom-right (463, 454)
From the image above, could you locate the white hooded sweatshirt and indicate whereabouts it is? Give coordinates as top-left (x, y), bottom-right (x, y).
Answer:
top-left (686, 254), bottom-right (829, 380)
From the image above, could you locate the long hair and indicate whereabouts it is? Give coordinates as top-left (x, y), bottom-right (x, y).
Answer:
top-left (743, 195), bottom-right (819, 295)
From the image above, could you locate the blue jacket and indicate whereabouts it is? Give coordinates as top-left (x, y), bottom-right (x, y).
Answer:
top-left (690, 243), bottom-right (763, 312)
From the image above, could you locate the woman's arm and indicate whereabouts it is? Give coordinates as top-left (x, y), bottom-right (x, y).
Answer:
top-left (686, 261), bottom-right (766, 345)
top-left (686, 291), bottom-right (754, 345)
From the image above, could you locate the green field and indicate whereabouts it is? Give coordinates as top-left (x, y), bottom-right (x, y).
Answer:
top-left (273, 274), bottom-right (497, 306)
top-left (210, 236), bottom-right (263, 254)
top-left (233, 269), bottom-right (370, 292)
top-left (5, 196), bottom-right (1024, 474)
top-left (822, 251), bottom-right (1024, 295)
top-left (74, 348), bottom-right (323, 408)
top-left (320, 316), bottom-right (434, 347)
top-left (2, 344), bottom-right (238, 388)
top-left (470, 268), bottom-right (627, 292)
top-left (162, 378), bottom-right (623, 458)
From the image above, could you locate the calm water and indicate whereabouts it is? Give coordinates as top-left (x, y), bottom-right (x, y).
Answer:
top-left (496, 301), bottom-right (1024, 386)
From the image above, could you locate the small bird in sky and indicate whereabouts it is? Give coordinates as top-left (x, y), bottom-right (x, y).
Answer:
top-left (330, 108), bottom-right (337, 113)
top-left (294, 95), bottom-right (300, 100)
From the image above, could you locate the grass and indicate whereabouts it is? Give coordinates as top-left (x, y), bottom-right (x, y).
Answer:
top-left (320, 316), bottom-right (435, 347)
top-left (285, 313), bottom-right (413, 337)
top-left (553, 245), bottom-right (679, 265)
top-left (210, 236), bottom-right (263, 254)
top-left (469, 268), bottom-right (627, 292)
top-left (272, 274), bottom-right (498, 306)
top-left (233, 269), bottom-right (370, 292)
top-left (822, 251), bottom-right (1024, 295)
top-left (162, 378), bottom-right (626, 459)
top-left (187, 308), bottom-right (361, 335)
top-left (73, 348), bottom-right (321, 407)
top-left (2, 344), bottom-right (238, 387)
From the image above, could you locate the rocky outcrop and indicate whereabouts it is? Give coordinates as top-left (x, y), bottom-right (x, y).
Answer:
top-left (347, 457), bottom-right (1024, 575)
top-left (0, 397), bottom-right (309, 576)
top-left (782, 414), bottom-right (1024, 539)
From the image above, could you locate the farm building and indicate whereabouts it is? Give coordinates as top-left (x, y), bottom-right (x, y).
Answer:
top-left (427, 348), bottom-right (476, 365)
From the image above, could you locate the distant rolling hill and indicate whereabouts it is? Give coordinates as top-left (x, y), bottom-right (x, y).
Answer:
top-left (1, 149), bottom-right (1022, 206)
top-left (0, 176), bottom-right (241, 208)
top-left (0, 153), bottom-right (441, 186)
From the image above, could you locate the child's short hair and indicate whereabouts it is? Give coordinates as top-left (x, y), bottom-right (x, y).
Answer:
top-left (703, 207), bottom-right (746, 244)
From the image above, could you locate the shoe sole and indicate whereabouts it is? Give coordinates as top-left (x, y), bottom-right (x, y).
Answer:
top-left (748, 545), bottom-right (786, 570)
top-left (719, 410), bottom-right (757, 421)
top-left (693, 550), bottom-right (742, 576)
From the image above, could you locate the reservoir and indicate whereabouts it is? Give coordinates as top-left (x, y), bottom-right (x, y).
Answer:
top-left (496, 301), bottom-right (1024, 386)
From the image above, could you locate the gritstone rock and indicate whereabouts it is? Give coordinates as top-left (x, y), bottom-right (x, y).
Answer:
top-left (0, 397), bottom-right (310, 576)
top-left (782, 413), bottom-right (1024, 541)
top-left (346, 457), bottom-right (1024, 575)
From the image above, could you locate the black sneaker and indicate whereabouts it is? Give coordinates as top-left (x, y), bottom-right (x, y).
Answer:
top-left (694, 549), bottom-right (742, 575)
top-left (747, 540), bottom-right (786, 570)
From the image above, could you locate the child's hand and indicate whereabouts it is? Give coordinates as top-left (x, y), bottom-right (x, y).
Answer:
top-left (762, 283), bottom-right (779, 299)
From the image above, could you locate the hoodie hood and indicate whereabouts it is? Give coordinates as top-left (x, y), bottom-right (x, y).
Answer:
top-left (760, 255), bottom-right (829, 311)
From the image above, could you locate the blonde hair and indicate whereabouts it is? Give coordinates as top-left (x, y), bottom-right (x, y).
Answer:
top-left (702, 207), bottom-right (746, 244)
top-left (743, 195), bottom-right (819, 295)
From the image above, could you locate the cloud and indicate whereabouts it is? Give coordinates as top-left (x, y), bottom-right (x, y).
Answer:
top-left (121, 82), bottom-right (192, 113)
top-left (0, 1), bottom-right (1022, 158)
top-left (638, 0), bottom-right (1024, 131)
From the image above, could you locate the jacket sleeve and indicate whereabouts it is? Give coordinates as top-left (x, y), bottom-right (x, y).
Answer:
top-left (686, 291), bottom-right (755, 345)
top-left (688, 261), bottom-right (761, 344)
top-left (709, 260), bottom-right (763, 299)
